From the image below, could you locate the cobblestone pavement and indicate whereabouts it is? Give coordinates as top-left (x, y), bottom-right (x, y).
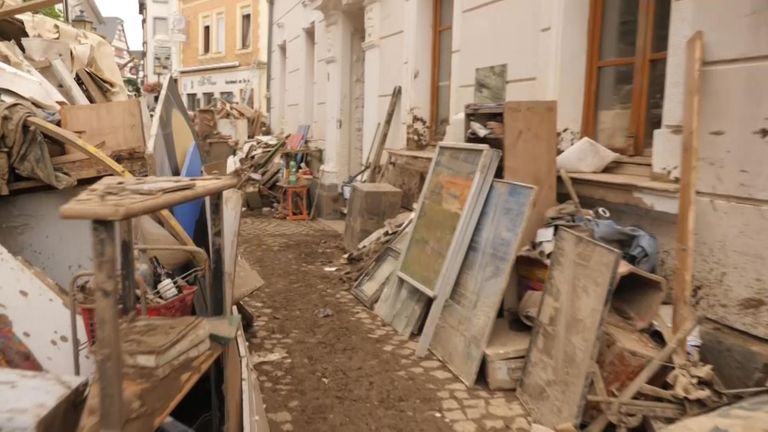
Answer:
top-left (239, 215), bottom-right (530, 431)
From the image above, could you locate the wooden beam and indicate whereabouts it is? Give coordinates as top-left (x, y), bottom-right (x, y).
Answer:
top-left (369, 86), bottom-right (401, 183)
top-left (672, 31), bottom-right (703, 353)
top-left (25, 117), bottom-right (205, 268)
top-left (0, 0), bottom-right (61, 19)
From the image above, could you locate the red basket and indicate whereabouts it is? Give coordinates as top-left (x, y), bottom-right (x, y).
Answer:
top-left (80, 286), bottom-right (198, 345)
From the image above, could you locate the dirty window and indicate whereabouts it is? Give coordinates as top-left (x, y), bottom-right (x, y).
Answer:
top-left (430, 0), bottom-right (453, 142)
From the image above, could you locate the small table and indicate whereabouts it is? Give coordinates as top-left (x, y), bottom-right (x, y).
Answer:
top-left (279, 181), bottom-right (310, 221)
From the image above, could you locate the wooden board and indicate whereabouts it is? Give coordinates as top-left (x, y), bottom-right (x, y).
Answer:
top-left (77, 344), bottom-right (223, 432)
top-left (147, 75), bottom-right (197, 176)
top-left (59, 176), bottom-right (238, 221)
top-left (503, 101), bottom-right (557, 245)
top-left (517, 228), bottom-right (620, 428)
top-left (672, 32), bottom-right (703, 345)
top-left (428, 181), bottom-right (535, 386)
top-left (61, 100), bottom-right (145, 160)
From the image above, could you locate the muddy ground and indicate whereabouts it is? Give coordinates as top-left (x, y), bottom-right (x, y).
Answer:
top-left (239, 215), bottom-right (526, 432)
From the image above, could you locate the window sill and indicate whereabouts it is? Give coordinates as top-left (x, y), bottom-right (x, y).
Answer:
top-left (563, 172), bottom-right (679, 214)
top-left (235, 48), bottom-right (253, 54)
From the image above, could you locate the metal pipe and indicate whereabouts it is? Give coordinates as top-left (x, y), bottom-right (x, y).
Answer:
top-left (68, 271), bottom-right (94, 376)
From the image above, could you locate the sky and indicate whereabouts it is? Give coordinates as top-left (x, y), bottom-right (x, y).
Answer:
top-left (94, 0), bottom-right (143, 50)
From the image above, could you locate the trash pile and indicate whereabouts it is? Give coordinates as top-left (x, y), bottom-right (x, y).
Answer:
top-left (343, 141), bottom-right (749, 431)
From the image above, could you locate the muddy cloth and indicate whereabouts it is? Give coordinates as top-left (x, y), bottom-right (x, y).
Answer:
top-left (591, 219), bottom-right (658, 272)
top-left (0, 101), bottom-right (75, 194)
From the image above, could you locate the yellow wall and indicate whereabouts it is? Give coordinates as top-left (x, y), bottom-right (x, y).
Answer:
top-left (180, 0), bottom-right (261, 68)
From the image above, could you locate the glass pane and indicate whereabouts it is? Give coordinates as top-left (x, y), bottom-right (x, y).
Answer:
top-left (438, 29), bottom-right (452, 83)
top-left (400, 147), bottom-right (483, 292)
top-left (216, 14), bottom-right (225, 52)
top-left (644, 59), bottom-right (667, 149)
top-left (440, 0), bottom-right (453, 27)
top-left (652, 0), bottom-right (671, 53)
top-left (242, 13), bottom-right (252, 48)
top-left (600, 0), bottom-right (639, 60)
top-left (435, 83), bottom-right (450, 140)
top-left (595, 65), bottom-right (634, 150)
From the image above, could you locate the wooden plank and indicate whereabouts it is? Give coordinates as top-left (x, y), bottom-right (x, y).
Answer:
top-left (76, 69), bottom-right (109, 103)
top-left (369, 86), bottom-right (401, 182)
top-left (503, 101), bottom-right (558, 245)
top-left (60, 99), bottom-right (146, 160)
top-left (50, 58), bottom-right (89, 105)
top-left (428, 181), bottom-right (536, 386)
top-left (517, 228), bottom-right (620, 428)
top-left (0, 0), bottom-right (60, 19)
top-left (78, 345), bottom-right (223, 432)
top-left (59, 176), bottom-right (238, 221)
top-left (672, 32), bottom-right (703, 352)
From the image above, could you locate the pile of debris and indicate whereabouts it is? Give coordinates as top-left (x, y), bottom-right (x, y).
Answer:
top-left (342, 142), bottom-right (750, 430)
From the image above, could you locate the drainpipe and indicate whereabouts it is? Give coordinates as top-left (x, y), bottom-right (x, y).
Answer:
top-left (266, 0), bottom-right (274, 125)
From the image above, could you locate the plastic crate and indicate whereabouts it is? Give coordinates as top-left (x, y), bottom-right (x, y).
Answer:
top-left (80, 285), bottom-right (197, 345)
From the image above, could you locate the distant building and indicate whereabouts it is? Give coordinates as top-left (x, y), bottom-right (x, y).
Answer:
top-left (66, 0), bottom-right (104, 25)
top-left (97, 17), bottom-right (134, 79)
top-left (138, 0), bottom-right (181, 85)
top-left (178, 0), bottom-right (268, 111)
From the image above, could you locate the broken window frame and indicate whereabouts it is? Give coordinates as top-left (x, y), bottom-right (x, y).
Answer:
top-left (582, 0), bottom-right (670, 156)
top-left (429, 0), bottom-right (454, 143)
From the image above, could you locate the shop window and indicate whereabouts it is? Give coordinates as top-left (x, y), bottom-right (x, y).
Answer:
top-left (187, 93), bottom-right (198, 111)
top-left (221, 91), bottom-right (235, 103)
top-left (203, 92), bottom-right (214, 107)
top-left (430, 0), bottom-right (453, 142)
top-left (583, 0), bottom-right (670, 155)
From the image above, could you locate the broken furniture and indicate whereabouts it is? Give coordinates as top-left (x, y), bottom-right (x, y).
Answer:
top-left (58, 175), bottom-right (239, 431)
top-left (343, 182), bottom-right (403, 251)
top-left (279, 180), bottom-right (310, 221)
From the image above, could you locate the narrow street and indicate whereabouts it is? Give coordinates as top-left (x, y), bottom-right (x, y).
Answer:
top-left (238, 215), bottom-right (528, 432)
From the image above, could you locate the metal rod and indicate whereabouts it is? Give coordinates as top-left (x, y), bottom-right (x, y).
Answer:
top-left (68, 271), bottom-right (94, 376)
top-left (91, 220), bottom-right (124, 431)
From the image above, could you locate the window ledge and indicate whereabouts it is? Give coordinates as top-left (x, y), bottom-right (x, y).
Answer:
top-left (563, 172), bottom-right (680, 214)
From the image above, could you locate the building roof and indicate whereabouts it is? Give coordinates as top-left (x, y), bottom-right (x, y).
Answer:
top-left (97, 17), bottom-right (123, 44)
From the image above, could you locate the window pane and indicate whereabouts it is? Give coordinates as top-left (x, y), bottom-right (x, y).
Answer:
top-left (186, 94), bottom-right (197, 110)
top-left (651, 0), bottom-right (671, 53)
top-left (221, 91), bottom-right (235, 103)
top-left (600, 0), bottom-right (639, 60)
top-left (595, 65), bottom-right (634, 150)
top-left (242, 12), bottom-right (252, 49)
top-left (216, 14), bottom-right (225, 52)
top-left (644, 59), bottom-right (666, 149)
top-left (435, 83), bottom-right (450, 140)
top-left (440, 0), bottom-right (453, 27)
top-left (203, 92), bottom-right (214, 107)
top-left (438, 30), bottom-right (452, 83)
top-left (153, 17), bottom-right (168, 36)
top-left (203, 25), bottom-right (211, 53)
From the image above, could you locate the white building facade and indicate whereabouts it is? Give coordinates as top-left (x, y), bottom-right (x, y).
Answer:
top-left (270, 0), bottom-right (768, 384)
top-left (139, 0), bottom-right (182, 85)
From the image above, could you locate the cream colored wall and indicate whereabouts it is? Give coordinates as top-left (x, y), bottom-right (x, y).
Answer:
top-left (180, 0), bottom-right (263, 68)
